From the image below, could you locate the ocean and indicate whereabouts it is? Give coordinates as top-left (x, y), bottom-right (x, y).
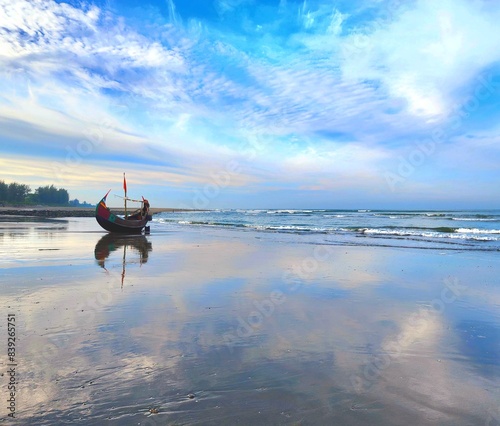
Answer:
top-left (154, 209), bottom-right (500, 251)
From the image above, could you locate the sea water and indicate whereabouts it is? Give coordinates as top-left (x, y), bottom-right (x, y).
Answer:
top-left (154, 209), bottom-right (500, 251)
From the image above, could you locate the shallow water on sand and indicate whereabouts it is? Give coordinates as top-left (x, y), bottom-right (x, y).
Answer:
top-left (0, 217), bottom-right (499, 425)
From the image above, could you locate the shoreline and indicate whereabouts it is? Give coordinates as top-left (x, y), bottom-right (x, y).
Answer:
top-left (0, 206), bottom-right (201, 218)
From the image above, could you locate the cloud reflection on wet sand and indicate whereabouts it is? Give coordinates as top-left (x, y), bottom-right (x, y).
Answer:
top-left (0, 218), bottom-right (498, 425)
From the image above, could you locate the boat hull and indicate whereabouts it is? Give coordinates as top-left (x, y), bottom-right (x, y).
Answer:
top-left (96, 215), bottom-right (149, 233)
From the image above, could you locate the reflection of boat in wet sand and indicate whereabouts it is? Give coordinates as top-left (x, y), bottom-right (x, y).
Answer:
top-left (94, 234), bottom-right (152, 285)
top-left (94, 234), bottom-right (152, 268)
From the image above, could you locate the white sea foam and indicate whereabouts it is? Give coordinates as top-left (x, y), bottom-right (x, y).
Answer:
top-left (456, 228), bottom-right (500, 234)
top-left (359, 228), bottom-right (498, 241)
top-left (452, 217), bottom-right (497, 221)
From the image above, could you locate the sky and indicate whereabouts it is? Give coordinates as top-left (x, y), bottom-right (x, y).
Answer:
top-left (0, 0), bottom-right (499, 209)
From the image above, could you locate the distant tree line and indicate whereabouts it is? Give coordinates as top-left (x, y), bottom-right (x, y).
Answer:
top-left (69, 199), bottom-right (94, 207)
top-left (0, 180), bottom-right (71, 205)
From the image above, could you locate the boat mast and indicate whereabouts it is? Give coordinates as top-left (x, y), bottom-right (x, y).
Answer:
top-left (123, 172), bottom-right (127, 218)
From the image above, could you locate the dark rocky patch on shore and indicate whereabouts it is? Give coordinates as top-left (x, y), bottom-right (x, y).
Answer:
top-left (0, 207), bottom-right (189, 218)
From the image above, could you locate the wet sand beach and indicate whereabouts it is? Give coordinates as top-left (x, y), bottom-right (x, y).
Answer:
top-left (0, 216), bottom-right (499, 425)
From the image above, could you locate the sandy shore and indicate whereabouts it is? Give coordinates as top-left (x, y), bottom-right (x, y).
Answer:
top-left (1, 217), bottom-right (498, 425)
top-left (0, 206), bottom-right (198, 217)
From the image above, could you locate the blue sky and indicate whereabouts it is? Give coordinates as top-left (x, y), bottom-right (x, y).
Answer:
top-left (1, 0), bottom-right (499, 209)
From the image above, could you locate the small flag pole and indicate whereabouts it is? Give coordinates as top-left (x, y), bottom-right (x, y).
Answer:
top-left (123, 173), bottom-right (127, 218)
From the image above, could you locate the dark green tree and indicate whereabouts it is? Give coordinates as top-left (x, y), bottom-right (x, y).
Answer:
top-left (35, 185), bottom-right (69, 205)
top-left (0, 180), bottom-right (7, 202)
top-left (7, 182), bottom-right (31, 203)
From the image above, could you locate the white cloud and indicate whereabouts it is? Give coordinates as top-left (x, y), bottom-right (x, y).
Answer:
top-left (0, 0), bottom-right (99, 37)
top-left (0, 0), bottom-right (184, 80)
top-left (340, 0), bottom-right (500, 119)
top-left (297, 1), bottom-right (347, 34)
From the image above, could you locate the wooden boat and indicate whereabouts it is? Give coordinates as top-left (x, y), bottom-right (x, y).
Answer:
top-left (95, 174), bottom-right (152, 234)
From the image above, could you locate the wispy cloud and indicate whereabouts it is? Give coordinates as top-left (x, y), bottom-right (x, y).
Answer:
top-left (340, 0), bottom-right (500, 119)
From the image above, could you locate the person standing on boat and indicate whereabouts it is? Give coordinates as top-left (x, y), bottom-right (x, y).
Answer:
top-left (142, 199), bottom-right (150, 218)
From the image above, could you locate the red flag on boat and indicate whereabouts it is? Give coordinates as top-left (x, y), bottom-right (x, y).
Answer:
top-left (123, 173), bottom-right (127, 195)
